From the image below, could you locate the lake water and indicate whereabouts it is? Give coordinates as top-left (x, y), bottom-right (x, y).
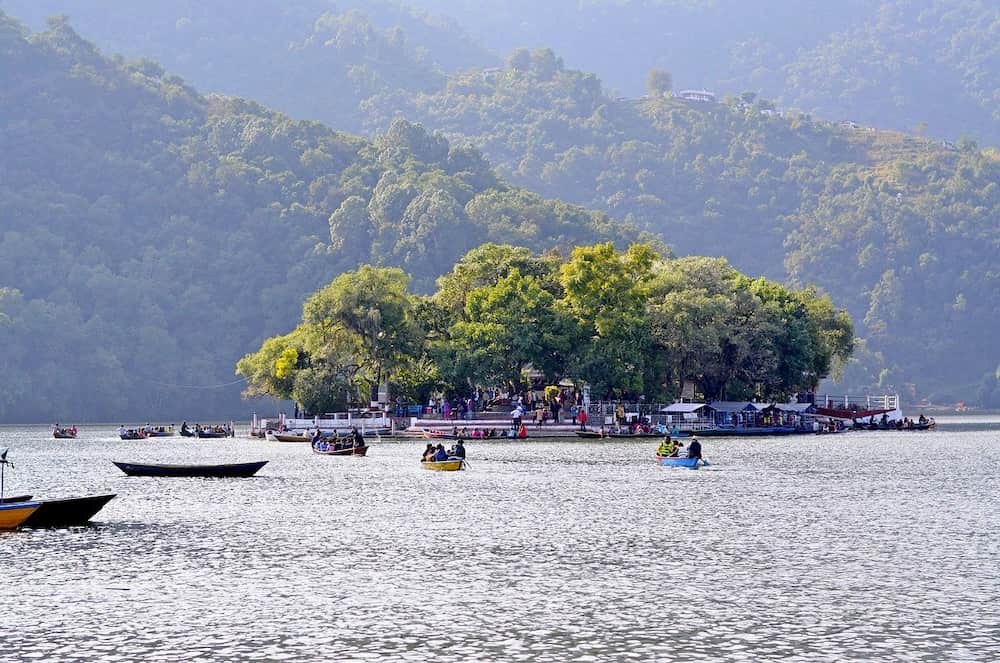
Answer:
top-left (2, 417), bottom-right (999, 661)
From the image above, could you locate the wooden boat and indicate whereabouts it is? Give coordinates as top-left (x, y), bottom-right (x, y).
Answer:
top-left (420, 459), bottom-right (466, 471)
top-left (0, 494), bottom-right (32, 504)
top-left (657, 454), bottom-right (701, 468)
top-left (112, 460), bottom-right (267, 477)
top-left (607, 431), bottom-right (664, 439)
top-left (196, 429), bottom-right (230, 438)
top-left (120, 430), bottom-right (146, 440)
top-left (0, 501), bottom-right (41, 530)
top-left (53, 428), bottom-right (78, 439)
top-left (20, 494), bottom-right (116, 527)
top-left (272, 433), bottom-right (311, 443)
top-left (695, 426), bottom-right (799, 437)
top-left (145, 427), bottom-right (176, 438)
top-left (179, 427), bottom-right (196, 437)
top-left (312, 443), bottom-right (369, 456)
top-left (575, 430), bottom-right (605, 439)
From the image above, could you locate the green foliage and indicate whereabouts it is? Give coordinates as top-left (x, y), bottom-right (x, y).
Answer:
top-left (248, 244), bottom-right (858, 407)
top-left (646, 69), bottom-right (672, 97)
top-left (0, 17), bottom-right (625, 421)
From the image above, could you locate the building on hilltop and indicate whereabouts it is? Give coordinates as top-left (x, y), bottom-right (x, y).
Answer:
top-left (677, 89), bottom-right (717, 103)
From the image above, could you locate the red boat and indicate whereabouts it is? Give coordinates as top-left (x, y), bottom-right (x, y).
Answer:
top-left (812, 393), bottom-right (900, 422)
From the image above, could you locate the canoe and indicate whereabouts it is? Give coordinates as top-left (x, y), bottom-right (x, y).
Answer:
top-left (113, 460), bottom-right (267, 477)
top-left (21, 494), bottom-right (116, 527)
top-left (420, 459), bottom-right (465, 471)
top-left (657, 455), bottom-right (701, 469)
top-left (0, 494), bottom-right (32, 504)
top-left (0, 501), bottom-right (41, 530)
top-left (575, 430), bottom-right (605, 439)
top-left (312, 444), bottom-right (369, 456)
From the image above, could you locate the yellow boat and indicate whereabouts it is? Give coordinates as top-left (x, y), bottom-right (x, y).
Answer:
top-left (0, 501), bottom-right (41, 530)
top-left (420, 459), bottom-right (466, 471)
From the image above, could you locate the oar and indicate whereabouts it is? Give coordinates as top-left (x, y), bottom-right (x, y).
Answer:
top-left (698, 458), bottom-right (711, 467)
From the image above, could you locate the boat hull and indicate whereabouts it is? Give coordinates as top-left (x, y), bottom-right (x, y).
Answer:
top-left (113, 461), bottom-right (267, 477)
top-left (120, 432), bottom-right (146, 440)
top-left (145, 431), bottom-right (176, 438)
top-left (695, 426), bottom-right (800, 437)
top-left (312, 445), bottom-right (369, 456)
top-left (21, 494), bottom-right (116, 527)
top-left (195, 431), bottom-right (229, 438)
top-left (0, 502), bottom-right (41, 530)
top-left (657, 455), bottom-right (700, 468)
top-left (0, 494), bottom-right (32, 504)
top-left (575, 430), bottom-right (605, 439)
top-left (421, 459), bottom-right (465, 471)
top-left (273, 434), bottom-right (311, 443)
top-left (53, 431), bottom-right (77, 439)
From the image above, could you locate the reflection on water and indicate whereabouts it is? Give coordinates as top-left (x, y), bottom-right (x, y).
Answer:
top-left (2, 419), bottom-right (999, 661)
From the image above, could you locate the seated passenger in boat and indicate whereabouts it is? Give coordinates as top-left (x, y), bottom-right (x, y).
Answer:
top-left (432, 444), bottom-right (449, 461)
top-left (656, 437), bottom-right (675, 457)
top-left (450, 439), bottom-right (466, 459)
top-left (422, 443), bottom-right (435, 461)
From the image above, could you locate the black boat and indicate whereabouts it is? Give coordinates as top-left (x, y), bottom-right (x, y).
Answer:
top-left (0, 494), bottom-right (32, 504)
top-left (112, 460), bottom-right (267, 477)
top-left (21, 494), bottom-right (116, 527)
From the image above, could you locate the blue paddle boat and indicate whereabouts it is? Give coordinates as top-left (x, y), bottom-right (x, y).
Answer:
top-left (657, 455), bottom-right (701, 469)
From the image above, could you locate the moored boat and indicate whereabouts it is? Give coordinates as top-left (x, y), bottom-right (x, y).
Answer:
top-left (575, 430), bottom-right (605, 439)
top-left (195, 425), bottom-right (232, 438)
top-left (0, 494), bottom-right (32, 504)
top-left (112, 460), bottom-right (267, 478)
top-left (0, 501), bottom-right (41, 530)
top-left (272, 433), bottom-right (311, 443)
top-left (695, 426), bottom-right (799, 437)
top-left (420, 459), bottom-right (466, 471)
top-left (20, 494), bottom-right (116, 527)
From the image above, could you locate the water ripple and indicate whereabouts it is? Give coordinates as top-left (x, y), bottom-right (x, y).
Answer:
top-left (2, 422), bottom-right (999, 661)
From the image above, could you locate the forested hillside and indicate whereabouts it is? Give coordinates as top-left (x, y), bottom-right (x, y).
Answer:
top-left (369, 51), bottom-right (1000, 403)
top-left (0, 15), bottom-right (624, 422)
top-left (1, 0), bottom-right (497, 133)
top-left (8, 0), bottom-right (997, 144)
top-left (402, 0), bottom-right (1000, 146)
top-left (2, 4), bottom-right (998, 410)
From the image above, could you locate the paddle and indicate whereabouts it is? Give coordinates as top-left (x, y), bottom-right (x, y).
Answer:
top-left (698, 458), bottom-right (711, 467)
